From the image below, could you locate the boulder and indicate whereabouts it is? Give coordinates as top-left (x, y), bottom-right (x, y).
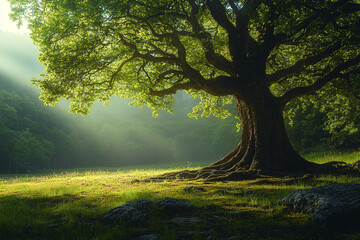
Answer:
top-left (279, 183), bottom-right (360, 229)
top-left (132, 234), bottom-right (159, 240)
top-left (170, 217), bottom-right (201, 226)
top-left (104, 199), bottom-right (152, 226)
top-left (104, 198), bottom-right (196, 226)
top-left (154, 198), bottom-right (196, 217)
top-left (176, 230), bottom-right (210, 239)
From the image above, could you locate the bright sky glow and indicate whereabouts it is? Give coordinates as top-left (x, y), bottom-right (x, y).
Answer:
top-left (0, 0), bottom-right (28, 34)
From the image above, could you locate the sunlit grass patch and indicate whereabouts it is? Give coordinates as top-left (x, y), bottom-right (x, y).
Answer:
top-left (304, 150), bottom-right (360, 164)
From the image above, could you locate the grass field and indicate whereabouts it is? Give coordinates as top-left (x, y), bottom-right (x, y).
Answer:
top-left (0, 151), bottom-right (359, 239)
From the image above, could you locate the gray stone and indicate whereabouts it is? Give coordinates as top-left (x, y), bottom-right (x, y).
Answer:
top-left (104, 198), bottom-right (196, 226)
top-left (48, 223), bottom-right (59, 228)
top-left (176, 231), bottom-right (195, 239)
top-left (48, 218), bottom-right (69, 228)
top-left (227, 211), bottom-right (240, 215)
top-left (154, 198), bottom-right (196, 216)
top-left (170, 217), bottom-right (201, 226)
top-left (279, 183), bottom-right (360, 229)
top-left (104, 199), bottom-right (152, 226)
top-left (176, 230), bottom-right (210, 239)
top-left (226, 236), bottom-right (238, 240)
top-left (132, 234), bottom-right (159, 240)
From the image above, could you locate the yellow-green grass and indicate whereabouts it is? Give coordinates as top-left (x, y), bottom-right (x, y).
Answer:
top-left (303, 150), bottom-right (360, 164)
top-left (0, 151), bottom-right (359, 240)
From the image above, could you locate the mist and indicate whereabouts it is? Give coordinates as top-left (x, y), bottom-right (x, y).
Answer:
top-left (0, 31), bottom-right (239, 171)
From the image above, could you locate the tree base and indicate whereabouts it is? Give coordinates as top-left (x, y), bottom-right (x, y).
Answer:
top-left (145, 160), bottom-right (359, 183)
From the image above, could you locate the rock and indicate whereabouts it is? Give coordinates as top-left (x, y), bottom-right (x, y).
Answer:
top-left (176, 231), bottom-right (196, 239)
top-left (227, 211), bottom-right (240, 215)
top-left (104, 199), bottom-right (152, 226)
top-left (154, 198), bottom-right (196, 217)
top-left (48, 223), bottom-right (59, 228)
top-left (176, 230), bottom-right (210, 239)
top-left (133, 234), bottom-right (159, 240)
top-left (104, 198), bottom-right (196, 226)
top-left (226, 236), bottom-right (238, 240)
top-left (279, 183), bottom-right (360, 229)
top-left (170, 217), bottom-right (201, 226)
top-left (48, 218), bottom-right (69, 228)
top-left (184, 186), bottom-right (206, 193)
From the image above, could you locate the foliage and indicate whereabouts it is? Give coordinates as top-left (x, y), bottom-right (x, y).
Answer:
top-left (8, 0), bottom-right (360, 117)
top-left (285, 74), bottom-right (360, 151)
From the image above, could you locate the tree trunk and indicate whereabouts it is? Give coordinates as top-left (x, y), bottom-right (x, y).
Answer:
top-left (156, 81), bottom-right (316, 181)
top-left (208, 94), bottom-right (312, 174)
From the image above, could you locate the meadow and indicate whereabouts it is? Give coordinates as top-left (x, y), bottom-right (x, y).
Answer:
top-left (0, 151), bottom-right (359, 240)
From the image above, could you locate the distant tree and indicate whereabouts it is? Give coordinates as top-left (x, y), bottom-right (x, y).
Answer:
top-left (10, 0), bottom-right (360, 178)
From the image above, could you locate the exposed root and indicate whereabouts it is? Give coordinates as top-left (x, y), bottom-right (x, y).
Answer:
top-left (140, 160), bottom-right (360, 183)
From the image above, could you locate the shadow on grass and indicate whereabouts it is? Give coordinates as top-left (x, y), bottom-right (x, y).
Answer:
top-left (0, 194), bottom-right (136, 240)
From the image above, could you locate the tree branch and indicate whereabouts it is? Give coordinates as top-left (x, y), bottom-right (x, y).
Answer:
top-left (267, 42), bottom-right (342, 85)
top-left (280, 54), bottom-right (360, 106)
top-left (205, 0), bottom-right (237, 35)
top-left (205, 0), bottom-right (248, 67)
top-left (262, 0), bottom-right (360, 55)
top-left (184, 1), bottom-right (234, 74)
top-left (228, 0), bottom-right (239, 15)
top-left (149, 81), bottom-right (200, 96)
top-left (109, 54), bottom-right (136, 87)
top-left (154, 69), bottom-right (184, 84)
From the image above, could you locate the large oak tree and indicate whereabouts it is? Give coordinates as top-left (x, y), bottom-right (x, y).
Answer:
top-left (10, 0), bottom-right (360, 179)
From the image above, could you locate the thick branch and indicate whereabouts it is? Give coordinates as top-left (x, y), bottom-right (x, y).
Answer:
top-left (237, 0), bottom-right (262, 31)
top-left (184, 2), bottom-right (234, 74)
top-left (236, 0), bottom-right (262, 58)
top-left (154, 70), bottom-right (184, 84)
top-left (202, 76), bottom-right (240, 96)
top-left (150, 74), bottom-right (241, 97)
top-left (267, 43), bottom-right (342, 85)
top-left (205, 0), bottom-right (237, 35)
top-left (263, 0), bottom-right (360, 55)
top-left (206, 0), bottom-right (247, 67)
top-left (228, 0), bottom-right (239, 15)
top-left (149, 81), bottom-right (200, 96)
top-left (280, 54), bottom-right (360, 106)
